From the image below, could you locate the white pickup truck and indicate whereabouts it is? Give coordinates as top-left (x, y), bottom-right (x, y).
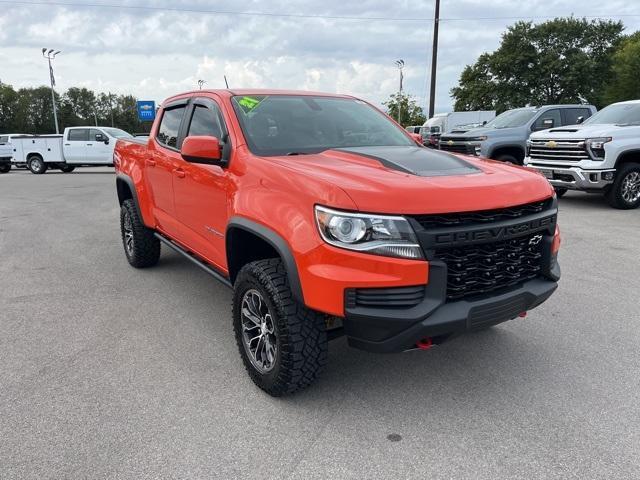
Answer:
top-left (524, 100), bottom-right (640, 209)
top-left (0, 142), bottom-right (12, 173)
top-left (9, 126), bottom-right (133, 174)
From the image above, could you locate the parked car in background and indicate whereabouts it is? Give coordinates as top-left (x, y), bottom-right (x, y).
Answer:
top-left (0, 141), bottom-right (12, 173)
top-left (439, 104), bottom-right (596, 165)
top-left (405, 125), bottom-right (423, 135)
top-left (10, 127), bottom-right (133, 174)
top-left (525, 100), bottom-right (640, 209)
top-left (421, 111), bottom-right (496, 144)
top-left (113, 89), bottom-right (561, 396)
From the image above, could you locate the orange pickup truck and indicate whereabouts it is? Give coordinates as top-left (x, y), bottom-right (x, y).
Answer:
top-left (114, 89), bottom-right (561, 396)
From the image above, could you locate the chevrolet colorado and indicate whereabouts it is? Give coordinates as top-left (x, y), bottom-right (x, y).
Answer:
top-left (114, 89), bottom-right (561, 396)
top-left (525, 100), bottom-right (640, 209)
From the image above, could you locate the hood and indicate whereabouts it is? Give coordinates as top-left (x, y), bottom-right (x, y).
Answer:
top-left (530, 124), bottom-right (633, 139)
top-left (266, 146), bottom-right (552, 215)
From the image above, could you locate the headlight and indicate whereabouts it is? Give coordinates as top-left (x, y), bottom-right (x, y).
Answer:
top-left (586, 137), bottom-right (612, 159)
top-left (466, 136), bottom-right (487, 142)
top-left (315, 206), bottom-right (423, 260)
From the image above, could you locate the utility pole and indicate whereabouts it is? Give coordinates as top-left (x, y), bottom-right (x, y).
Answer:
top-left (428, 0), bottom-right (440, 119)
top-left (395, 59), bottom-right (404, 124)
top-left (108, 91), bottom-right (114, 127)
top-left (42, 48), bottom-right (61, 134)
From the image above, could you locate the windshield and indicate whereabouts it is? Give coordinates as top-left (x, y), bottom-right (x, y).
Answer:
top-left (583, 103), bottom-right (640, 126)
top-left (231, 95), bottom-right (413, 156)
top-left (484, 108), bottom-right (537, 129)
top-left (102, 127), bottom-right (133, 138)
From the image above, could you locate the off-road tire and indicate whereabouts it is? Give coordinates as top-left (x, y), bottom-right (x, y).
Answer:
top-left (605, 163), bottom-right (640, 210)
top-left (60, 165), bottom-right (75, 173)
top-left (554, 187), bottom-right (568, 198)
top-left (120, 199), bottom-right (160, 268)
top-left (27, 155), bottom-right (47, 174)
top-left (0, 164), bottom-right (10, 174)
top-left (233, 259), bottom-right (328, 396)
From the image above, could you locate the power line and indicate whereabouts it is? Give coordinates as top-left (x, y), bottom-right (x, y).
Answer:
top-left (0, 0), bottom-right (639, 22)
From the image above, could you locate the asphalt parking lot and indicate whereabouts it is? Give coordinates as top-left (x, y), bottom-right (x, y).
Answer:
top-left (1, 167), bottom-right (639, 479)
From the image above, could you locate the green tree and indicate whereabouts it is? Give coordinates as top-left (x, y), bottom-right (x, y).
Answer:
top-left (383, 92), bottom-right (426, 127)
top-left (604, 32), bottom-right (640, 103)
top-left (451, 18), bottom-right (624, 112)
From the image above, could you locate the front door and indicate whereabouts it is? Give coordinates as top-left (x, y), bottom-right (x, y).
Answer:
top-left (145, 102), bottom-right (188, 238)
top-left (85, 129), bottom-right (112, 164)
top-left (64, 128), bottom-right (89, 163)
top-left (172, 97), bottom-right (230, 271)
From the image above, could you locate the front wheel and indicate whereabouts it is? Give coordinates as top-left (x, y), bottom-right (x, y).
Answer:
top-left (495, 153), bottom-right (521, 165)
top-left (606, 164), bottom-right (640, 209)
top-left (0, 164), bottom-right (10, 174)
top-left (233, 259), bottom-right (328, 396)
top-left (27, 156), bottom-right (47, 174)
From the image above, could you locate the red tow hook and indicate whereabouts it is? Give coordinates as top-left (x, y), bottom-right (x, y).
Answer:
top-left (416, 337), bottom-right (433, 350)
top-left (518, 311), bottom-right (528, 318)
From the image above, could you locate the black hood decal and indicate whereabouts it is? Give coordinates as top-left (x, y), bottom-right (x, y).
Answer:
top-left (335, 146), bottom-right (481, 177)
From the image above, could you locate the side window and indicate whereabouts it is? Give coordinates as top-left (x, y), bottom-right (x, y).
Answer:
top-left (186, 104), bottom-right (223, 139)
top-left (532, 109), bottom-right (561, 130)
top-left (563, 108), bottom-right (592, 126)
top-left (68, 129), bottom-right (89, 141)
top-left (90, 129), bottom-right (105, 141)
top-left (157, 106), bottom-right (186, 149)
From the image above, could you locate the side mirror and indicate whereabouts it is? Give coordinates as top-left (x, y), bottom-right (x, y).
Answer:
top-left (576, 116), bottom-right (584, 124)
top-left (104, 137), bottom-right (110, 145)
top-left (181, 135), bottom-right (223, 165)
top-left (409, 133), bottom-right (423, 145)
top-left (482, 120), bottom-right (487, 125)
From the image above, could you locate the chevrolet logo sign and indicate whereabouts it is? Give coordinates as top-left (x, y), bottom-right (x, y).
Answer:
top-left (545, 140), bottom-right (557, 148)
top-left (448, 140), bottom-right (454, 145)
top-left (139, 104), bottom-right (153, 110)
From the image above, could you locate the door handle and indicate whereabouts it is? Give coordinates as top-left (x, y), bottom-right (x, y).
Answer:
top-left (145, 159), bottom-right (156, 167)
top-left (86, 144), bottom-right (93, 146)
top-left (174, 168), bottom-right (186, 179)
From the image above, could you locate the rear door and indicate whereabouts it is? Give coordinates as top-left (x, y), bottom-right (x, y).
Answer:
top-left (146, 100), bottom-right (189, 237)
top-left (561, 107), bottom-right (593, 126)
top-left (64, 128), bottom-right (89, 163)
top-left (172, 96), bottom-right (230, 269)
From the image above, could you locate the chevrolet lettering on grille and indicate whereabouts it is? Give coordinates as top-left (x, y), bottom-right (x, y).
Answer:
top-left (432, 216), bottom-right (555, 246)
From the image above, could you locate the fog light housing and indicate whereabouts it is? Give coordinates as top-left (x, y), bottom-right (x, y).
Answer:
top-left (474, 146), bottom-right (481, 156)
top-left (602, 171), bottom-right (615, 181)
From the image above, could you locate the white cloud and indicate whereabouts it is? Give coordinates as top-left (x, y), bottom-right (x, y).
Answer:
top-left (1, 0), bottom-right (638, 112)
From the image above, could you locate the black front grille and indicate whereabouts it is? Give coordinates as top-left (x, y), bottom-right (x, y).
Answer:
top-left (437, 233), bottom-right (544, 301)
top-left (439, 142), bottom-right (470, 154)
top-left (346, 285), bottom-right (425, 309)
top-left (412, 199), bottom-right (551, 229)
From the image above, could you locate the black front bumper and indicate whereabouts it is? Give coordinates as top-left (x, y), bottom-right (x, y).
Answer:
top-left (343, 267), bottom-right (558, 353)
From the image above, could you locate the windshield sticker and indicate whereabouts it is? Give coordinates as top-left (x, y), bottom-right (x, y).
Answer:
top-left (237, 96), bottom-right (265, 114)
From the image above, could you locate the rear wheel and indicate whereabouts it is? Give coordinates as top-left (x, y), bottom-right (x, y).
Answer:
top-left (120, 199), bottom-right (160, 267)
top-left (27, 155), bottom-right (47, 174)
top-left (554, 187), bottom-right (568, 198)
top-left (233, 259), bottom-right (328, 396)
top-left (0, 164), bottom-right (10, 174)
top-left (60, 165), bottom-right (75, 173)
top-left (606, 163), bottom-right (640, 209)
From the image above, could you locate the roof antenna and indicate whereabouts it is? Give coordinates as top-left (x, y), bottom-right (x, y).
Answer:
top-left (224, 75), bottom-right (229, 89)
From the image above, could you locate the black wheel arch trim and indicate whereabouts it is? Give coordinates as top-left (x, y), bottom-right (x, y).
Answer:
top-left (115, 174), bottom-right (144, 225)
top-left (614, 149), bottom-right (640, 167)
top-left (226, 217), bottom-right (304, 303)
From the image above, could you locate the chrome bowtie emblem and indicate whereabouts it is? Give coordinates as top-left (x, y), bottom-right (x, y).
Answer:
top-left (545, 140), bottom-right (557, 148)
top-left (529, 234), bottom-right (543, 246)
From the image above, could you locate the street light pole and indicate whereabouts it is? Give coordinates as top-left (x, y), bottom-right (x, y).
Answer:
top-left (42, 48), bottom-right (61, 134)
top-left (197, 79), bottom-right (206, 90)
top-left (395, 59), bottom-right (404, 125)
top-left (428, 0), bottom-right (440, 119)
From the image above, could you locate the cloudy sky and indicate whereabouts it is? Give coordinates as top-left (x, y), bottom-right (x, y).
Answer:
top-left (1, 0), bottom-right (639, 111)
